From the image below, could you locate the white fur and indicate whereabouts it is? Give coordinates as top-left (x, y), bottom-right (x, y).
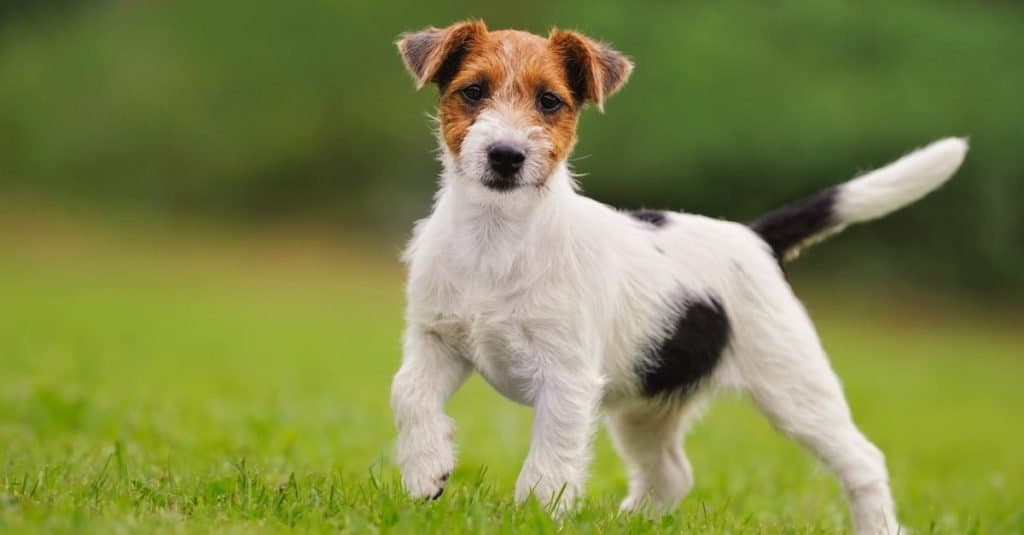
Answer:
top-left (837, 137), bottom-right (967, 223)
top-left (392, 138), bottom-right (966, 533)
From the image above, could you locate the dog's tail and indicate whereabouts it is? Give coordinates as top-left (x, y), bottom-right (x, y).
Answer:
top-left (750, 137), bottom-right (968, 264)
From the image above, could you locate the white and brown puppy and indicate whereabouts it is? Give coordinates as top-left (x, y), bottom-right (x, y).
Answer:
top-left (391, 20), bottom-right (966, 534)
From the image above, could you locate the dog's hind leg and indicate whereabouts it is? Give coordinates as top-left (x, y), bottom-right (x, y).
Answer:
top-left (733, 299), bottom-right (901, 535)
top-left (608, 395), bottom-right (708, 513)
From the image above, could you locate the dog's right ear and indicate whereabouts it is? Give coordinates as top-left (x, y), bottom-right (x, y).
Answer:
top-left (397, 20), bottom-right (487, 90)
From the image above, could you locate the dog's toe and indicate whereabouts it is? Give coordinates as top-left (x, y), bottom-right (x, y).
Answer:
top-left (403, 468), bottom-right (452, 501)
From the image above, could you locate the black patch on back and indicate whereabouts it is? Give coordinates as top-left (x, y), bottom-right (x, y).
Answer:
top-left (628, 209), bottom-right (669, 228)
top-left (749, 187), bottom-right (838, 262)
top-left (639, 296), bottom-right (731, 398)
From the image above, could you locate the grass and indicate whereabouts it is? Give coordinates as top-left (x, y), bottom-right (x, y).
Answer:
top-left (1, 210), bottom-right (1022, 533)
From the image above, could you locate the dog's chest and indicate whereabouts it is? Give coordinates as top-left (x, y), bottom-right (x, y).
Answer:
top-left (413, 248), bottom-right (585, 405)
top-left (408, 209), bottom-right (603, 406)
top-left (428, 285), bottom-right (557, 406)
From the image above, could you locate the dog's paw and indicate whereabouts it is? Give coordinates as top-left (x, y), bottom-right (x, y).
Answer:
top-left (618, 493), bottom-right (646, 513)
top-left (514, 463), bottom-right (579, 516)
top-left (397, 419), bottom-right (456, 500)
top-left (402, 466), bottom-right (451, 500)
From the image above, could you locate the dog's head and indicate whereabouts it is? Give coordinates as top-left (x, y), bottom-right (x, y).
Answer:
top-left (397, 21), bottom-right (632, 192)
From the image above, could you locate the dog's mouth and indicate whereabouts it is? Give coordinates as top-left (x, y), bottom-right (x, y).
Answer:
top-left (481, 173), bottom-right (521, 192)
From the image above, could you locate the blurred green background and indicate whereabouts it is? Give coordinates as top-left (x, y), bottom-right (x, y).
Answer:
top-left (1, 0), bottom-right (1021, 296)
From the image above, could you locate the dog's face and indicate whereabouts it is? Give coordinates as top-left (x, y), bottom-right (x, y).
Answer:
top-left (398, 21), bottom-right (632, 192)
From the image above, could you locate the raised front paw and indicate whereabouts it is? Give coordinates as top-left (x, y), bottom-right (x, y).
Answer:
top-left (397, 421), bottom-right (456, 500)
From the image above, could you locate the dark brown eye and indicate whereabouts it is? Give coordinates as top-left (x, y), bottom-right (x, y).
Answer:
top-left (461, 84), bottom-right (484, 102)
top-left (539, 92), bottom-right (562, 113)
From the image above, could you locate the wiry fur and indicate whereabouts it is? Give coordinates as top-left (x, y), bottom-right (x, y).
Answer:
top-left (390, 21), bottom-right (968, 535)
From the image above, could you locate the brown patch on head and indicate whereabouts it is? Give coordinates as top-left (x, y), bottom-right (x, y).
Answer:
top-left (398, 22), bottom-right (633, 182)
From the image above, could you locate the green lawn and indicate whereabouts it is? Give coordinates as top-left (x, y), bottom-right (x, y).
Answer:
top-left (1, 216), bottom-right (1022, 533)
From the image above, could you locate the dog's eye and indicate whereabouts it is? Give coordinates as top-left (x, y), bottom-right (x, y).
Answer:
top-left (461, 84), bottom-right (484, 103)
top-left (538, 92), bottom-right (562, 113)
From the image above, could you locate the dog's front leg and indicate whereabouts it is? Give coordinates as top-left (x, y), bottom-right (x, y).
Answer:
top-left (391, 327), bottom-right (470, 500)
top-left (514, 363), bottom-right (603, 515)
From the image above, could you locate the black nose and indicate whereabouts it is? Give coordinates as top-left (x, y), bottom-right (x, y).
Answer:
top-left (487, 143), bottom-right (526, 178)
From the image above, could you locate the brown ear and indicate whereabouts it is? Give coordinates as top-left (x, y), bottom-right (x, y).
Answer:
top-left (396, 20), bottom-right (487, 90)
top-left (549, 29), bottom-right (633, 111)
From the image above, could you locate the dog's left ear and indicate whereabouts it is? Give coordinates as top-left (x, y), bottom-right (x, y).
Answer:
top-left (549, 29), bottom-right (633, 112)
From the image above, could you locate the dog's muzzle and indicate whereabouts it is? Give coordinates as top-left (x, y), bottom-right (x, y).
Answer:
top-left (484, 142), bottom-right (525, 190)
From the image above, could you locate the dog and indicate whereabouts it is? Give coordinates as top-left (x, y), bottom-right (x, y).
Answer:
top-left (390, 20), bottom-right (966, 534)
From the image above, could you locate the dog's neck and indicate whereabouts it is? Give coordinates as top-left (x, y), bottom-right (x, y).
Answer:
top-left (431, 156), bottom-right (579, 278)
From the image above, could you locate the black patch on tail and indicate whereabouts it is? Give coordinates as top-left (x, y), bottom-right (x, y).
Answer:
top-left (639, 296), bottom-right (731, 398)
top-left (749, 187), bottom-right (839, 262)
top-left (629, 210), bottom-right (669, 228)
